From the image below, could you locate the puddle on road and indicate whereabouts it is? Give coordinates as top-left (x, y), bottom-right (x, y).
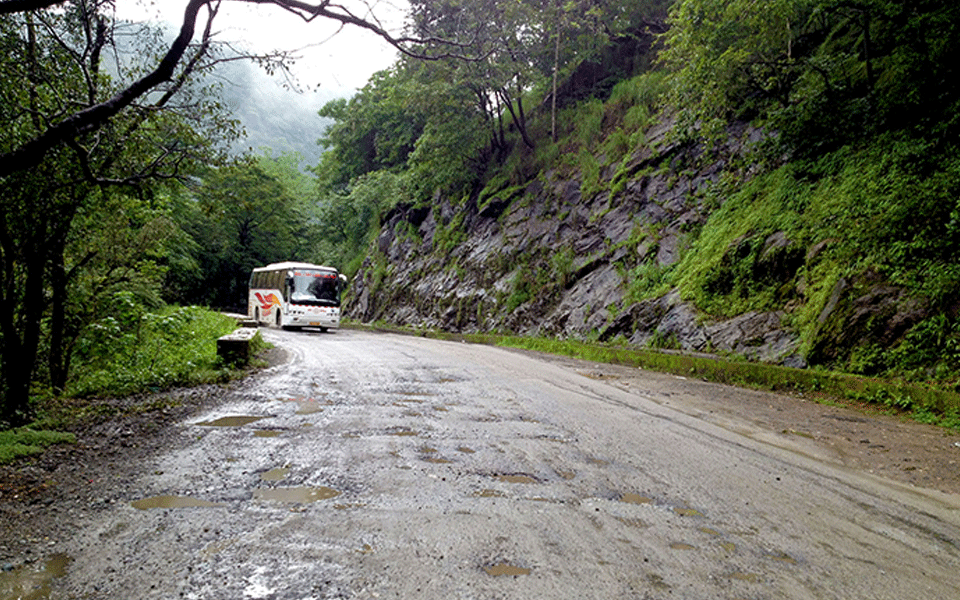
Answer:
top-left (295, 402), bottom-right (325, 415)
top-left (357, 544), bottom-right (375, 555)
top-left (424, 457), bottom-right (452, 464)
top-left (254, 430), bottom-right (283, 438)
top-left (131, 495), bottom-right (224, 509)
top-left (195, 416), bottom-right (266, 427)
top-left (387, 429), bottom-right (419, 437)
top-left (483, 563), bottom-right (531, 577)
top-left (260, 468), bottom-right (290, 481)
top-left (456, 446), bottom-right (475, 454)
top-left (0, 553), bottom-right (70, 600)
top-left (767, 551), bottom-right (798, 564)
top-left (496, 474), bottom-right (538, 484)
top-left (620, 493), bottom-right (653, 505)
top-left (669, 542), bottom-right (696, 551)
top-left (673, 507), bottom-right (703, 517)
top-left (254, 486), bottom-right (340, 503)
top-left (699, 527), bottom-right (722, 536)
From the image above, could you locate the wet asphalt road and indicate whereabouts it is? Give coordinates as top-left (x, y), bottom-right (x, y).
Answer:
top-left (58, 329), bottom-right (960, 599)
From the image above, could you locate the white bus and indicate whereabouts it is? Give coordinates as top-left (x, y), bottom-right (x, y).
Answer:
top-left (248, 261), bottom-right (347, 331)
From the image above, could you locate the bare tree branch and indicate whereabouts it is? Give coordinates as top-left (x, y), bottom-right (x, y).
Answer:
top-left (0, 0), bottom-right (62, 14)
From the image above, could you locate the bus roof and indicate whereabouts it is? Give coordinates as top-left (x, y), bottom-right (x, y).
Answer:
top-left (252, 261), bottom-right (339, 273)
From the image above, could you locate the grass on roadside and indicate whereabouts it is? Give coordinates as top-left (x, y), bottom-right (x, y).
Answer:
top-left (0, 428), bottom-right (76, 464)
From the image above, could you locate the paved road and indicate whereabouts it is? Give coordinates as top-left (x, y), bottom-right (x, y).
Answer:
top-left (58, 329), bottom-right (960, 599)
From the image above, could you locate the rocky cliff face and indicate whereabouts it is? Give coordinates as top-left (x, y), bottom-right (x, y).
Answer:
top-left (344, 118), bottom-right (808, 368)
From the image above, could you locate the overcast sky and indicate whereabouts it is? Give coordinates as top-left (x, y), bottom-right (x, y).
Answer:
top-left (115, 1), bottom-right (406, 163)
top-left (118, 0), bottom-right (403, 94)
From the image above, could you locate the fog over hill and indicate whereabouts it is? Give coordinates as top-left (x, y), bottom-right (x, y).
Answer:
top-left (216, 59), bottom-right (344, 168)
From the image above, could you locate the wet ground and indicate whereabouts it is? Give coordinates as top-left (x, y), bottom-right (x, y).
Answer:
top-left (2, 328), bottom-right (960, 599)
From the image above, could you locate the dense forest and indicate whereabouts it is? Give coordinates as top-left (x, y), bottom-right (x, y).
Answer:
top-left (1, 0), bottom-right (959, 428)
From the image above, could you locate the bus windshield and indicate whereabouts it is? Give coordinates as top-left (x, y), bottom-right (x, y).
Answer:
top-left (289, 270), bottom-right (341, 306)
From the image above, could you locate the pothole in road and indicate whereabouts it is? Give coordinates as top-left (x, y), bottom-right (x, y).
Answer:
top-left (195, 416), bottom-right (267, 427)
top-left (620, 493), bottom-right (654, 505)
top-left (483, 563), bottom-right (531, 577)
top-left (130, 495), bottom-right (225, 509)
top-left (669, 542), bottom-right (697, 551)
top-left (387, 428), bottom-right (419, 437)
top-left (253, 486), bottom-right (340, 503)
top-left (253, 430), bottom-right (283, 438)
top-left (0, 553), bottom-right (70, 600)
top-left (260, 468), bottom-right (290, 481)
top-left (295, 402), bottom-right (325, 415)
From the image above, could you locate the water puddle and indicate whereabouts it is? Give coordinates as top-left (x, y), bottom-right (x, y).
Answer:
top-left (254, 486), bottom-right (340, 503)
top-left (260, 468), bottom-right (290, 481)
top-left (295, 402), bottom-right (325, 415)
top-left (387, 429), bottom-right (418, 437)
top-left (475, 489), bottom-right (505, 498)
top-left (131, 495), bottom-right (224, 509)
top-left (699, 527), bottom-right (722, 536)
top-left (424, 457), bottom-right (452, 464)
top-left (730, 572), bottom-right (760, 583)
top-left (195, 416), bottom-right (266, 427)
top-left (254, 430), bottom-right (283, 438)
top-left (620, 493), bottom-right (653, 505)
top-left (0, 553), bottom-right (70, 600)
top-left (673, 507), bottom-right (702, 517)
top-left (456, 446), bottom-right (475, 454)
top-left (669, 542), bottom-right (696, 551)
top-left (484, 563), bottom-right (531, 577)
top-left (496, 474), bottom-right (537, 484)
top-left (767, 551), bottom-right (797, 564)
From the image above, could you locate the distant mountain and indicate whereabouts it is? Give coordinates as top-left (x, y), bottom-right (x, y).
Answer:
top-left (216, 60), bottom-right (346, 168)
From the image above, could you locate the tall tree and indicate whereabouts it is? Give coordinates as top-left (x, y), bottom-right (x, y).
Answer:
top-left (660, 0), bottom-right (960, 154)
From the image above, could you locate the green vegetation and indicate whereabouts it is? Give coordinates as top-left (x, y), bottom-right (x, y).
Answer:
top-left (0, 428), bottom-right (76, 464)
top-left (68, 295), bottom-right (238, 398)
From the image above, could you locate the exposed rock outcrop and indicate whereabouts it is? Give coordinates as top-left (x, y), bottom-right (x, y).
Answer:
top-left (345, 120), bottom-right (807, 366)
